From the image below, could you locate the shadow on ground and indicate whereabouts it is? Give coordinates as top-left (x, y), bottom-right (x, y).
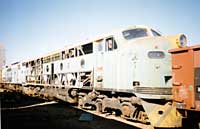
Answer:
top-left (1, 91), bottom-right (139, 129)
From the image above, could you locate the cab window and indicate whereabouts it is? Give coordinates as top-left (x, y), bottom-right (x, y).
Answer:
top-left (122, 28), bottom-right (148, 40)
top-left (105, 37), bottom-right (117, 51)
top-left (151, 29), bottom-right (161, 37)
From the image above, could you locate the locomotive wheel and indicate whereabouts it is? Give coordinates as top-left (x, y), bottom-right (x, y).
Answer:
top-left (122, 105), bottom-right (132, 117)
top-left (95, 102), bottom-right (102, 112)
top-left (78, 97), bottom-right (83, 108)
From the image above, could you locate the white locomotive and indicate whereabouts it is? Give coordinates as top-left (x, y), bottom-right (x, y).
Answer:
top-left (1, 25), bottom-right (187, 127)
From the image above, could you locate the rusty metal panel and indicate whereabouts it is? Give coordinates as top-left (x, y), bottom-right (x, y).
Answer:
top-left (169, 45), bottom-right (200, 111)
top-left (194, 48), bottom-right (200, 67)
top-left (193, 47), bottom-right (200, 110)
top-left (195, 68), bottom-right (200, 100)
top-left (171, 49), bottom-right (194, 109)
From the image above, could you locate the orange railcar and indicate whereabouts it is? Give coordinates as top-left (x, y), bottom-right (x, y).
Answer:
top-left (169, 45), bottom-right (200, 111)
top-left (169, 45), bottom-right (200, 128)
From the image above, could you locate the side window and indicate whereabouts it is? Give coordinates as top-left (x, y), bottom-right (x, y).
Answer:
top-left (95, 39), bottom-right (104, 52)
top-left (69, 48), bottom-right (76, 58)
top-left (98, 42), bottom-right (103, 51)
top-left (151, 29), bottom-right (161, 37)
top-left (60, 63), bottom-right (63, 70)
top-left (105, 37), bottom-right (117, 51)
top-left (77, 43), bottom-right (93, 56)
top-left (46, 65), bottom-right (49, 72)
top-left (82, 43), bottom-right (93, 54)
top-left (61, 51), bottom-right (65, 59)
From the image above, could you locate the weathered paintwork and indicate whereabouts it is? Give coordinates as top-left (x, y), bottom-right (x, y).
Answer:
top-left (169, 45), bottom-right (200, 111)
top-left (2, 25), bottom-right (184, 99)
top-left (1, 25), bottom-right (189, 128)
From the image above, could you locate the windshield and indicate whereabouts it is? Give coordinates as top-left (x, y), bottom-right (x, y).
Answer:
top-left (151, 29), bottom-right (161, 37)
top-left (122, 28), bottom-right (148, 40)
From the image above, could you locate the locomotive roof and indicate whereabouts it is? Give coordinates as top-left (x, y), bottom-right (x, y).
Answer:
top-left (16, 25), bottom-right (156, 63)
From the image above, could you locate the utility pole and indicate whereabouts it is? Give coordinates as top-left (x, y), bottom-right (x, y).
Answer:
top-left (0, 44), bottom-right (5, 83)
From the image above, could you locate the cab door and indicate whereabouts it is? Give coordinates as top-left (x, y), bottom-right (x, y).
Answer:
top-left (95, 39), bottom-right (104, 88)
top-left (103, 37), bottom-right (118, 89)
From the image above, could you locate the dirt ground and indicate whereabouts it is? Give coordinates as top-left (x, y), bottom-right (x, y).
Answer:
top-left (0, 90), bottom-right (139, 129)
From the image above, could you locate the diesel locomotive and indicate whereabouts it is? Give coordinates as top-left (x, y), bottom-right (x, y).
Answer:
top-left (1, 25), bottom-right (188, 128)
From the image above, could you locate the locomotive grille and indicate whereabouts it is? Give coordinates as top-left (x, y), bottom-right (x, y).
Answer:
top-left (134, 87), bottom-right (172, 95)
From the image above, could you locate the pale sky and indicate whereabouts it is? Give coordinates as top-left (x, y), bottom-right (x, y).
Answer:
top-left (0, 0), bottom-right (200, 65)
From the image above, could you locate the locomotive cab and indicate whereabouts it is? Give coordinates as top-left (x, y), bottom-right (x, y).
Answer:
top-left (123, 38), bottom-right (174, 99)
top-left (93, 25), bottom-right (186, 127)
top-left (95, 25), bottom-right (187, 100)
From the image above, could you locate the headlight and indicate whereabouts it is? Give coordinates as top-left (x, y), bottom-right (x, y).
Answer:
top-left (167, 34), bottom-right (188, 48)
top-left (179, 34), bottom-right (187, 47)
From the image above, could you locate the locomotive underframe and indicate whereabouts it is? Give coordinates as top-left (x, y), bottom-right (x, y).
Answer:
top-left (0, 82), bottom-right (182, 128)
